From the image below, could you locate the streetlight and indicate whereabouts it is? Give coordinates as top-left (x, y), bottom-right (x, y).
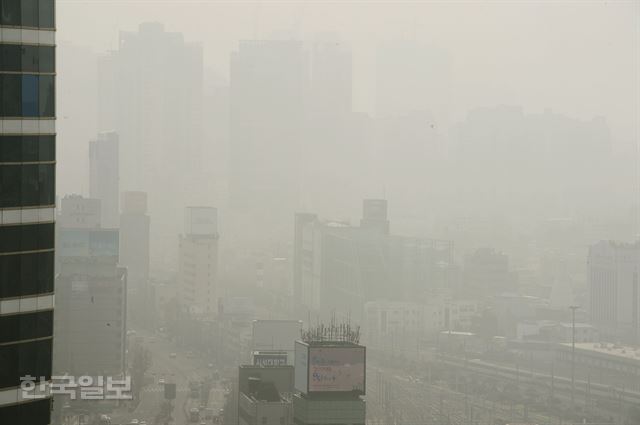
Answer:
top-left (569, 305), bottom-right (580, 404)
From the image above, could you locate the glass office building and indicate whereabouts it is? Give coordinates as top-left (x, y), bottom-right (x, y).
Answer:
top-left (0, 1), bottom-right (56, 424)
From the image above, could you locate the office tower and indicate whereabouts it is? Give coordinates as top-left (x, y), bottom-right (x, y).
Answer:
top-left (54, 196), bottom-right (126, 381)
top-left (293, 325), bottom-right (366, 425)
top-left (0, 1), bottom-right (56, 423)
top-left (179, 207), bottom-right (220, 316)
top-left (588, 240), bottom-right (640, 343)
top-left (119, 191), bottom-right (150, 290)
top-left (229, 40), bottom-right (307, 224)
top-left (89, 131), bottom-right (119, 228)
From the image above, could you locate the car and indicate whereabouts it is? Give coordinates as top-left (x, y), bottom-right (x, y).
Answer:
top-left (140, 422), bottom-right (147, 425)
top-left (130, 420), bottom-right (139, 425)
top-left (169, 352), bottom-right (177, 359)
top-left (158, 378), bottom-right (165, 385)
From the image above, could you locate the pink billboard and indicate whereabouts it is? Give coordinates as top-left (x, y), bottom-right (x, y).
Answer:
top-left (307, 346), bottom-right (365, 394)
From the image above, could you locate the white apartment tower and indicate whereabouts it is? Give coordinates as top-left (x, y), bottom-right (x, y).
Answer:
top-left (588, 240), bottom-right (640, 343)
top-left (179, 207), bottom-right (220, 316)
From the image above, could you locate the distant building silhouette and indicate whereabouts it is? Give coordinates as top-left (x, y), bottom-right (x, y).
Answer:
top-left (89, 131), bottom-right (119, 228)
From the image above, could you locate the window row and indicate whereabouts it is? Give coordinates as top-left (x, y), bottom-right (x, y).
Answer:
top-left (0, 163), bottom-right (55, 208)
top-left (0, 136), bottom-right (54, 163)
top-left (0, 310), bottom-right (52, 344)
top-left (0, 74), bottom-right (54, 117)
top-left (0, 338), bottom-right (51, 388)
top-left (0, 398), bottom-right (51, 425)
top-left (0, 0), bottom-right (55, 29)
top-left (0, 45), bottom-right (54, 73)
top-left (0, 223), bottom-right (54, 254)
top-left (0, 251), bottom-right (53, 298)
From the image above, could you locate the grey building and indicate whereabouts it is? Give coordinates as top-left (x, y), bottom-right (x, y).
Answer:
top-left (229, 40), bottom-right (307, 222)
top-left (0, 1), bottom-right (56, 423)
top-left (89, 131), bottom-right (119, 228)
top-left (293, 200), bottom-right (454, 321)
top-left (53, 196), bottom-right (127, 379)
top-left (119, 191), bottom-right (150, 290)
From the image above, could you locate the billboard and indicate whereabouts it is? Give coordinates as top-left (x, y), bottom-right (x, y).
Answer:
top-left (295, 342), bottom-right (366, 394)
top-left (184, 206), bottom-right (218, 236)
top-left (253, 351), bottom-right (288, 367)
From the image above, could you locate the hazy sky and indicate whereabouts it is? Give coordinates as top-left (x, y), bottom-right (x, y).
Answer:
top-left (58, 0), bottom-right (638, 141)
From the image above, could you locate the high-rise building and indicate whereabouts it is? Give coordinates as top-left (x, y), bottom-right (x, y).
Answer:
top-left (119, 191), bottom-right (150, 290)
top-left (229, 40), bottom-right (307, 223)
top-left (98, 22), bottom-right (203, 252)
top-left (588, 240), bottom-right (640, 343)
top-left (89, 131), bottom-right (119, 228)
top-left (179, 207), bottom-right (220, 316)
top-left (0, 1), bottom-right (56, 423)
top-left (53, 196), bottom-right (127, 379)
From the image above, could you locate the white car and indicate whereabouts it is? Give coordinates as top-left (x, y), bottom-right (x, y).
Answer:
top-left (130, 420), bottom-right (139, 425)
top-left (158, 378), bottom-right (165, 385)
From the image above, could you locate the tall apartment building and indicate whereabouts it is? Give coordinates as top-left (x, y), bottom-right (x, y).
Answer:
top-left (179, 207), bottom-right (220, 316)
top-left (588, 240), bottom-right (640, 343)
top-left (89, 131), bottom-right (119, 228)
top-left (0, 1), bottom-right (56, 423)
top-left (229, 40), bottom-right (306, 222)
top-left (98, 22), bottom-right (203, 247)
top-left (119, 191), bottom-right (150, 290)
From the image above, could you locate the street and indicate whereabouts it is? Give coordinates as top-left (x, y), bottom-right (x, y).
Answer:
top-left (109, 328), bottom-right (226, 425)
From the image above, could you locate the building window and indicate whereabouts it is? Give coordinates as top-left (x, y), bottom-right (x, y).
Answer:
top-left (0, 135), bottom-right (55, 162)
top-left (0, 338), bottom-right (52, 388)
top-left (22, 74), bottom-right (38, 116)
top-left (0, 223), bottom-right (55, 254)
top-left (0, 398), bottom-right (51, 424)
top-left (0, 310), bottom-right (53, 344)
top-left (0, 163), bottom-right (55, 208)
top-left (0, 45), bottom-right (55, 73)
top-left (0, 251), bottom-right (54, 298)
top-left (0, 0), bottom-right (55, 29)
top-left (0, 74), bottom-right (55, 117)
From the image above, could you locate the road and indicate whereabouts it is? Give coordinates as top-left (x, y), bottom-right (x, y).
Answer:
top-left (110, 328), bottom-right (226, 425)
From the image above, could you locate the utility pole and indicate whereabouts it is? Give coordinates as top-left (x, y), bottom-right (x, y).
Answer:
top-left (569, 305), bottom-right (579, 404)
